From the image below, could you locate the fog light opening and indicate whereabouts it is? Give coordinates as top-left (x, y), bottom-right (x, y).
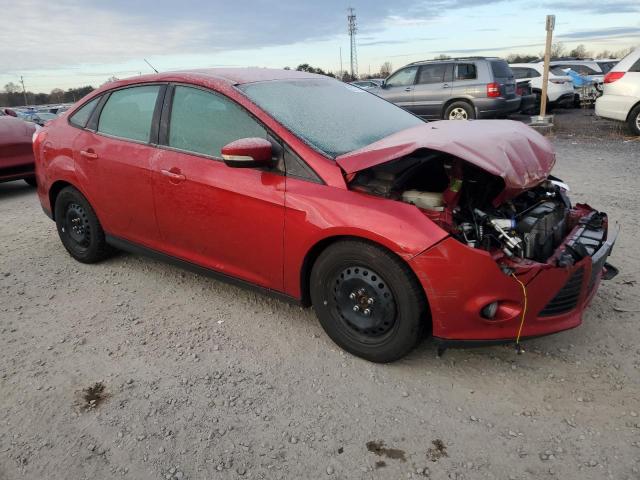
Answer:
top-left (481, 301), bottom-right (499, 320)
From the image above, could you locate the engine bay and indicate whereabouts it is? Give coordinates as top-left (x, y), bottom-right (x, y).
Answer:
top-left (349, 149), bottom-right (604, 266)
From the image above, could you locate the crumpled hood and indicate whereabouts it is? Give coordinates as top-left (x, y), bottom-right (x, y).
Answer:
top-left (336, 120), bottom-right (555, 203)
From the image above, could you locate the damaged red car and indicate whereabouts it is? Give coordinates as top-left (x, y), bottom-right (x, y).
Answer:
top-left (1, 112), bottom-right (37, 185)
top-left (33, 69), bottom-right (617, 362)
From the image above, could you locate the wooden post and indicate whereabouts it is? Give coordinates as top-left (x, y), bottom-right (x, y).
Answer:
top-left (539, 15), bottom-right (555, 118)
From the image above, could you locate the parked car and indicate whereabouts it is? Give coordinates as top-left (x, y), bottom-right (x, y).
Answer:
top-left (515, 79), bottom-right (537, 113)
top-left (510, 63), bottom-right (575, 108)
top-left (595, 49), bottom-right (640, 135)
top-left (349, 79), bottom-right (384, 90)
top-left (548, 59), bottom-right (612, 84)
top-left (34, 68), bottom-right (617, 362)
top-left (372, 57), bottom-right (521, 120)
top-left (0, 115), bottom-right (37, 185)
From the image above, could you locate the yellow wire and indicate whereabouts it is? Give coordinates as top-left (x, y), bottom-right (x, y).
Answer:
top-left (511, 273), bottom-right (528, 345)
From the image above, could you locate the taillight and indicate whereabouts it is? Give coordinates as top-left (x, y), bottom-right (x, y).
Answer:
top-left (487, 82), bottom-right (500, 98)
top-left (604, 71), bottom-right (625, 83)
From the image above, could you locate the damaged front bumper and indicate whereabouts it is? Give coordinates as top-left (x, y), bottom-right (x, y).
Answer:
top-left (409, 207), bottom-right (618, 347)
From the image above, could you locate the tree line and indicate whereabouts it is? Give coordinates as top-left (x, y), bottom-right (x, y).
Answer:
top-left (1, 83), bottom-right (94, 107)
top-left (2, 44), bottom-right (634, 107)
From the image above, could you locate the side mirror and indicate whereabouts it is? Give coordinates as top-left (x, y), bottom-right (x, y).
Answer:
top-left (221, 137), bottom-right (273, 168)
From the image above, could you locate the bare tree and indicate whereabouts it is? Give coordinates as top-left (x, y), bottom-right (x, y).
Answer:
top-left (50, 88), bottom-right (65, 103)
top-left (379, 61), bottom-right (392, 77)
top-left (549, 42), bottom-right (566, 59)
top-left (433, 54), bottom-right (451, 60)
top-left (4, 82), bottom-right (21, 94)
top-left (568, 44), bottom-right (591, 59)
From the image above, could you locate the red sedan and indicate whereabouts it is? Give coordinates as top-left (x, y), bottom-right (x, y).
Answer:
top-left (1, 112), bottom-right (37, 185)
top-left (33, 69), bottom-right (617, 362)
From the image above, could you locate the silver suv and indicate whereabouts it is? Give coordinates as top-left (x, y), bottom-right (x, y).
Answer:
top-left (373, 57), bottom-right (521, 120)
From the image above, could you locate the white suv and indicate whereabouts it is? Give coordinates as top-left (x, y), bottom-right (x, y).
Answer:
top-left (595, 49), bottom-right (640, 135)
top-left (510, 63), bottom-right (575, 107)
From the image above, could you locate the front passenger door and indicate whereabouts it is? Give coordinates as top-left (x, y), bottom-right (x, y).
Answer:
top-left (152, 85), bottom-right (285, 290)
top-left (377, 66), bottom-right (418, 109)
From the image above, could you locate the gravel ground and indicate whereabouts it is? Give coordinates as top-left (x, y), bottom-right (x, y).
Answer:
top-left (1, 128), bottom-right (639, 480)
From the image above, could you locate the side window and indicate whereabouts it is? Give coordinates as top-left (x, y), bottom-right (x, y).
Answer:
top-left (456, 63), bottom-right (477, 80)
top-left (630, 59), bottom-right (640, 72)
top-left (98, 85), bottom-right (160, 142)
top-left (385, 66), bottom-right (418, 87)
top-left (511, 68), bottom-right (528, 79)
top-left (168, 85), bottom-right (267, 157)
top-left (529, 68), bottom-right (541, 78)
top-left (69, 97), bottom-right (100, 128)
top-left (417, 64), bottom-right (448, 84)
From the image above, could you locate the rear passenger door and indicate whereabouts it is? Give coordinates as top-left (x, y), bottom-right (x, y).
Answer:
top-left (74, 84), bottom-right (164, 245)
top-left (449, 62), bottom-right (481, 104)
top-left (411, 63), bottom-right (453, 119)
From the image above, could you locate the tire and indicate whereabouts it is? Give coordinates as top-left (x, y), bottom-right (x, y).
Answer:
top-left (628, 104), bottom-right (640, 136)
top-left (54, 186), bottom-right (111, 263)
top-left (444, 101), bottom-right (475, 120)
top-left (310, 240), bottom-right (427, 363)
top-left (24, 177), bottom-right (37, 187)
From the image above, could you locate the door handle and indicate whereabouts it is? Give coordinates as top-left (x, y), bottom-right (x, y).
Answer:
top-left (442, 84), bottom-right (451, 89)
top-left (404, 87), bottom-right (412, 92)
top-left (80, 150), bottom-right (98, 159)
top-left (161, 169), bottom-right (186, 182)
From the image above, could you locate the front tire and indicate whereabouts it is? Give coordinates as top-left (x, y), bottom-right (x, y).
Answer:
top-left (444, 101), bottom-right (475, 120)
top-left (310, 241), bottom-right (427, 363)
top-left (628, 104), bottom-right (640, 136)
top-left (54, 186), bottom-right (111, 263)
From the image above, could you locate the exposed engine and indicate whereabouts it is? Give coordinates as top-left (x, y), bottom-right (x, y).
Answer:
top-left (350, 150), bottom-right (575, 264)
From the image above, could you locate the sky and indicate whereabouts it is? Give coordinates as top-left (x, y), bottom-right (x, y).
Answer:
top-left (0, 0), bottom-right (638, 92)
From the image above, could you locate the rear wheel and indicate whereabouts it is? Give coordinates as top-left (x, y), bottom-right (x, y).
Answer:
top-left (444, 101), bottom-right (475, 120)
top-left (628, 104), bottom-right (640, 136)
top-left (310, 240), bottom-right (427, 363)
top-left (54, 186), bottom-right (111, 263)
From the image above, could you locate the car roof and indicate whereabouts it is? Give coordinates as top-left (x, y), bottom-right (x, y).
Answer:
top-left (408, 56), bottom-right (500, 65)
top-left (117, 68), bottom-right (323, 87)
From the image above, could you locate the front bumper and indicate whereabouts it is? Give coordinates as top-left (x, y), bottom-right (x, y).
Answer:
top-left (409, 209), bottom-right (617, 342)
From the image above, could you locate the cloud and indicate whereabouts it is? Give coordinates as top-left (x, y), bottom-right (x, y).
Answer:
top-left (0, 0), bottom-right (514, 74)
top-left (543, 0), bottom-right (640, 13)
top-left (360, 37), bottom-right (437, 46)
top-left (558, 26), bottom-right (640, 40)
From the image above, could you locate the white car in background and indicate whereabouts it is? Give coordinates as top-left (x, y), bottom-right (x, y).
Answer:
top-left (595, 49), bottom-right (640, 135)
top-left (510, 63), bottom-right (575, 107)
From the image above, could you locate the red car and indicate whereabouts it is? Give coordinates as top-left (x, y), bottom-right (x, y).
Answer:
top-left (33, 69), bottom-right (617, 362)
top-left (1, 113), bottom-right (37, 185)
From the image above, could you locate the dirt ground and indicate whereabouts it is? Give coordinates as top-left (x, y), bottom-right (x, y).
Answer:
top-left (1, 113), bottom-right (639, 480)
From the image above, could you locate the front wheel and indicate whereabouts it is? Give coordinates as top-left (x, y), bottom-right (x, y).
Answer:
top-left (54, 186), bottom-right (112, 263)
top-left (310, 241), bottom-right (427, 363)
top-left (628, 104), bottom-right (640, 136)
top-left (444, 101), bottom-right (475, 120)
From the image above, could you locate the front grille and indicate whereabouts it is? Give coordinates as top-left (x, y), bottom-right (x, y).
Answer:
top-left (539, 268), bottom-right (584, 317)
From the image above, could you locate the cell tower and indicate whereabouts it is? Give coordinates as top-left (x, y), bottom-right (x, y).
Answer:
top-left (347, 7), bottom-right (358, 78)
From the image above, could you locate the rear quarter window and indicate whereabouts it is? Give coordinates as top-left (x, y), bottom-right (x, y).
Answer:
top-left (630, 59), bottom-right (640, 72)
top-left (69, 97), bottom-right (100, 128)
top-left (490, 60), bottom-right (513, 78)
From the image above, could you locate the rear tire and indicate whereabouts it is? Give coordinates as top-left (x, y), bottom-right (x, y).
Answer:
top-left (54, 186), bottom-right (111, 263)
top-left (310, 240), bottom-right (427, 363)
top-left (444, 101), bottom-right (475, 120)
top-left (628, 104), bottom-right (640, 136)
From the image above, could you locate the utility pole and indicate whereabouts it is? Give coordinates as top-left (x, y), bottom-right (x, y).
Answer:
top-left (538, 15), bottom-right (555, 121)
top-left (20, 76), bottom-right (28, 107)
top-left (339, 47), bottom-right (343, 80)
top-left (347, 7), bottom-right (358, 79)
